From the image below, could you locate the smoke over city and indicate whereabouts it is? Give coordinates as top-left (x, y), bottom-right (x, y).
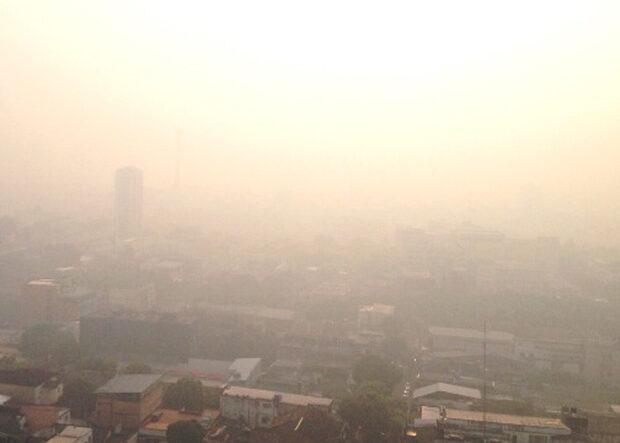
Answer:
top-left (1, 2), bottom-right (620, 443)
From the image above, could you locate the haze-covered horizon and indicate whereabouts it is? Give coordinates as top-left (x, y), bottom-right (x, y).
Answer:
top-left (2, 1), bottom-right (620, 246)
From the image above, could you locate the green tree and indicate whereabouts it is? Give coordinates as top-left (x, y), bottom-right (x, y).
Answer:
top-left (123, 362), bottom-right (152, 374)
top-left (166, 420), bottom-right (205, 443)
top-left (352, 355), bottom-right (401, 392)
top-left (163, 377), bottom-right (204, 412)
top-left (0, 414), bottom-right (26, 442)
top-left (60, 377), bottom-right (96, 418)
top-left (80, 357), bottom-right (117, 379)
top-left (20, 324), bottom-right (79, 367)
top-left (339, 386), bottom-right (405, 443)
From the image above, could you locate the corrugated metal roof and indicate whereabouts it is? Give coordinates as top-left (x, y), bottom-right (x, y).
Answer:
top-left (223, 386), bottom-right (332, 407)
top-left (95, 374), bottom-right (161, 394)
top-left (413, 382), bottom-right (481, 400)
top-left (445, 408), bottom-right (570, 431)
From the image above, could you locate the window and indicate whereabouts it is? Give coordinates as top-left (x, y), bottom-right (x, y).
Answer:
top-left (528, 435), bottom-right (547, 443)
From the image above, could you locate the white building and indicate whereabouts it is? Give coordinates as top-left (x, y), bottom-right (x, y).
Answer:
top-left (0, 369), bottom-right (63, 405)
top-left (220, 386), bottom-right (333, 429)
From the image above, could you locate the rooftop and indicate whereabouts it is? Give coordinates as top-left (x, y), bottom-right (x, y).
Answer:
top-left (446, 408), bottom-right (569, 430)
top-left (95, 374), bottom-right (161, 395)
top-left (413, 383), bottom-right (481, 400)
top-left (223, 386), bottom-right (333, 408)
top-left (141, 408), bottom-right (219, 433)
top-left (47, 426), bottom-right (92, 442)
top-left (429, 326), bottom-right (514, 342)
top-left (419, 406), bottom-right (570, 432)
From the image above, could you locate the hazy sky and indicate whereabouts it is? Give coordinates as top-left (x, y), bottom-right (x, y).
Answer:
top-left (1, 1), bottom-right (620, 241)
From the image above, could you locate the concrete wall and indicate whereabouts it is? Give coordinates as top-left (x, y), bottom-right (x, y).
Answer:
top-left (95, 384), bottom-right (163, 431)
top-left (220, 395), bottom-right (276, 428)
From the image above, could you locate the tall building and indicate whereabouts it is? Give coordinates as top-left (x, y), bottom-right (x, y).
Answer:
top-left (114, 166), bottom-right (143, 240)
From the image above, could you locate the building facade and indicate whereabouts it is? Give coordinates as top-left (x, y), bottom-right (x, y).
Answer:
top-left (94, 375), bottom-right (163, 431)
top-left (0, 369), bottom-right (63, 405)
top-left (220, 386), bottom-right (333, 429)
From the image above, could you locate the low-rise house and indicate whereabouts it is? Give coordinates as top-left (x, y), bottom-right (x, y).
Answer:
top-left (412, 383), bottom-right (481, 409)
top-left (20, 404), bottom-right (71, 439)
top-left (220, 386), bottom-right (333, 429)
top-left (414, 406), bottom-right (571, 443)
top-left (0, 368), bottom-right (63, 405)
top-left (94, 374), bottom-right (163, 431)
top-left (46, 425), bottom-right (93, 443)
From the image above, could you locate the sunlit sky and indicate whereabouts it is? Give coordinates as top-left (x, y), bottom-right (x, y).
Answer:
top-left (1, 1), bottom-right (620, 240)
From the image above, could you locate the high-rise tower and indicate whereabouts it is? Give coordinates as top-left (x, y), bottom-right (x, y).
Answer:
top-left (114, 166), bottom-right (143, 240)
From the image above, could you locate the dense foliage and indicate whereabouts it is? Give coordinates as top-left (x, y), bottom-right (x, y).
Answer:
top-left (352, 355), bottom-right (401, 393)
top-left (166, 420), bottom-right (205, 443)
top-left (339, 382), bottom-right (405, 443)
top-left (20, 324), bottom-right (79, 367)
top-left (163, 377), bottom-right (204, 412)
top-left (60, 377), bottom-right (96, 418)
